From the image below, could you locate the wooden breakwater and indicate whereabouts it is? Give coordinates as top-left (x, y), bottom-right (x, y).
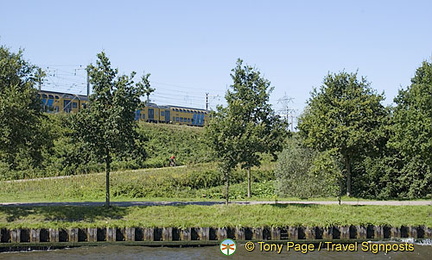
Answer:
top-left (1, 225), bottom-right (431, 244)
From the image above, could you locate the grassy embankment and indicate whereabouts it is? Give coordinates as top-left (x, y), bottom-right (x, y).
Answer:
top-left (1, 162), bottom-right (430, 230)
top-left (0, 161), bottom-right (382, 203)
top-left (0, 204), bottom-right (430, 229)
top-left (0, 163), bottom-right (277, 203)
top-left (1, 123), bottom-right (430, 230)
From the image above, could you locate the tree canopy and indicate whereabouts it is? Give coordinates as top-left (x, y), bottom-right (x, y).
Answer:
top-left (0, 46), bottom-right (46, 172)
top-left (71, 52), bottom-right (147, 206)
top-left (298, 71), bottom-right (387, 196)
top-left (206, 59), bottom-right (287, 202)
top-left (388, 61), bottom-right (432, 198)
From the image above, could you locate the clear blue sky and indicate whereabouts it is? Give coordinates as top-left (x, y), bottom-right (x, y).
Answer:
top-left (1, 0), bottom-right (431, 121)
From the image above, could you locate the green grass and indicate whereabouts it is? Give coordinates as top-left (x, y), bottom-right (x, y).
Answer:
top-left (0, 204), bottom-right (430, 229)
top-left (1, 162), bottom-right (429, 203)
top-left (0, 163), bottom-right (277, 203)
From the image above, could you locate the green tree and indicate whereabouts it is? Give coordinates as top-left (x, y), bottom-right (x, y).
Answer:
top-left (388, 60), bottom-right (432, 198)
top-left (275, 136), bottom-right (341, 199)
top-left (229, 60), bottom-right (287, 197)
top-left (298, 71), bottom-right (387, 196)
top-left (137, 72), bottom-right (154, 104)
top-left (71, 52), bottom-right (146, 207)
top-left (0, 46), bottom-right (46, 173)
top-left (206, 59), bottom-right (287, 202)
top-left (205, 107), bottom-right (241, 204)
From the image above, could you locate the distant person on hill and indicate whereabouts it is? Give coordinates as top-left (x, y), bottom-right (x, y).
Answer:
top-left (169, 155), bottom-right (176, 167)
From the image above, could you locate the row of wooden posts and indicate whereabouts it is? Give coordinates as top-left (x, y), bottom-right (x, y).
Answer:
top-left (1, 225), bottom-right (431, 243)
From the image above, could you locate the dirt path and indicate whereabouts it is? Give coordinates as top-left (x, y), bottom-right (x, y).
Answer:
top-left (0, 200), bottom-right (430, 207)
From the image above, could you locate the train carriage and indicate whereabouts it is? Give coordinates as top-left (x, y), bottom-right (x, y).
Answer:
top-left (38, 90), bottom-right (207, 126)
top-left (168, 105), bottom-right (208, 126)
top-left (38, 90), bottom-right (88, 113)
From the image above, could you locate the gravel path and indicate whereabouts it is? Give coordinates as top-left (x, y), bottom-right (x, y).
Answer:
top-left (0, 200), bottom-right (430, 207)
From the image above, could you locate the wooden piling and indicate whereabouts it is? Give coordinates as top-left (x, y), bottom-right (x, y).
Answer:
top-left (390, 227), bottom-right (400, 238)
top-left (125, 227), bottom-right (135, 241)
top-left (49, 228), bottom-right (59, 242)
top-left (143, 228), bottom-right (154, 241)
top-left (356, 226), bottom-right (366, 239)
top-left (271, 227), bottom-right (281, 240)
top-left (217, 228), bottom-right (227, 240)
top-left (374, 226), bottom-right (384, 239)
top-left (425, 226), bottom-right (432, 238)
top-left (235, 227), bottom-right (245, 240)
top-left (304, 227), bottom-right (314, 240)
top-left (180, 228), bottom-right (191, 241)
top-left (87, 228), bottom-right (97, 242)
top-left (106, 228), bottom-right (116, 242)
top-left (198, 227), bottom-right (209, 241)
top-left (162, 227), bottom-right (172, 241)
top-left (252, 227), bottom-right (262, 240)
top-left (323, 227), bottom-right (332, 240)
top-left (11, 229), bottom-right (20, 243)
top-left (69, 228), bottom-right (78, 243)
top-left (30, 229), bottom-right (40, 243)
top-left (408, 226), bottom-right (417, 238)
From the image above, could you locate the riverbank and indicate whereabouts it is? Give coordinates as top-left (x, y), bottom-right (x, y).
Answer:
top-left (0, 204), bottom-right (430, 229)
top-left (0, 204), bottom-right (430, 252)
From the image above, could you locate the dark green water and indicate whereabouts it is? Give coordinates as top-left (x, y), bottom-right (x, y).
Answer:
top-left (1, 242), bottom-right (431, 259)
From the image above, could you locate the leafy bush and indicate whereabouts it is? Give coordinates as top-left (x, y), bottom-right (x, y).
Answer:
top-left (275, 137), bottom-right (341, 198)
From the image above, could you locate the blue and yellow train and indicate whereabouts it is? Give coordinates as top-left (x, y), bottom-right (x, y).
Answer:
top-left (38, 90), bottom-right (209, 126)
top-left (38, 90), bottom-right (88, 113)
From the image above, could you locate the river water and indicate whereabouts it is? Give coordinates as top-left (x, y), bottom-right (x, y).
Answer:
top-left (1, 241), bottom-right (431, 259)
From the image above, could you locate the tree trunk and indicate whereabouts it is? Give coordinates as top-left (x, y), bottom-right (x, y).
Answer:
top-left (338, 177), bottom-right (343, 205)
top-left (225, 168), bottom-right (230, 205)
top-left (247, 168), bottom-right (251, 198)
top-left (105, 152), bottom-right (111, 207)
top-left (344, 155), bottom-right (351, 197)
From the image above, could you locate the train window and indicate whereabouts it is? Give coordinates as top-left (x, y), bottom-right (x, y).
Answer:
top-left (161, 111), bottom-right (165, 116)
top-left (55, 96), bottom-right (59, 99)
top-left (42, 94), bottom-right (47, 99)
top-left (176, 117), bottom-right (179, 122)
top-left (72, 102), bottom-right (78, 108)
top-left (49, 95), bottom-right (54, 99)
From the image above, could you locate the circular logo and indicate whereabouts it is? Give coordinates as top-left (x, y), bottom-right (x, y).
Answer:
top-left (220, 239), bottom-right (237, 256)
top-left (244, 241), bottom-right (255, 252)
